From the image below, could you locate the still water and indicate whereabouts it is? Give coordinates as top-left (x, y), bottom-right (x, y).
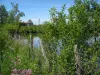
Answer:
top-left (13, 34), bottom-right (62, 55)
top-left (33, 37), bottom-right (41, 48)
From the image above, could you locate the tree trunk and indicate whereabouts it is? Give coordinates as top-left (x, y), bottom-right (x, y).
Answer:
top-left (74, 44), bottom-right (83, 75)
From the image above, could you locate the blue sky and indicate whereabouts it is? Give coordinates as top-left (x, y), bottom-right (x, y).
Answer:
top-left (0, 0), bottom-right (100, 24)
top-left (0, 0), bottom-right (74, 24)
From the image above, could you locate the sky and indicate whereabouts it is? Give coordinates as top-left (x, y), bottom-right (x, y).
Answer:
top-left (0, 0), bottom-right (100, 24)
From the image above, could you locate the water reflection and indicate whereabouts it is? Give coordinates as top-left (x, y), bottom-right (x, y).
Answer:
top-left (33, 37), bottom-right (40, 48)
top-left (12, 34), bottom-right (63, 55)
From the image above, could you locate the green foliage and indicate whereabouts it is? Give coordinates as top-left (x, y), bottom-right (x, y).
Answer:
top-left (1, 0), bottom-right (100, 75)
top-left (7, 2), bottom-right (25, 24)
top-left (0, 5), bottom-right (8, 25)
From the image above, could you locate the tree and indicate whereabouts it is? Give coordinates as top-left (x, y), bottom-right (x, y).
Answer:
top-left (7, 2), bottom-right (25, 24)
top-left (49, 7), bottom-right (57, 25)
top-left (27, 19), bottom-right (33, 26)
top-left (68, 0), bottom-right (100, 74)
top-left (0, 5), bottom-right (8, 25)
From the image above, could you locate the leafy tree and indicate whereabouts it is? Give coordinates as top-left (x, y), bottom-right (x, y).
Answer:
top-left (27, 19), bottom-right (33, 26)
top-left (0, 5), bottom-right (8, 25)
top-left (7, 2), bottom-right (25, 25)
top-left (49, 7), bottom-right (57, 25)
top-left (67, 0), bottom-right (100, 74)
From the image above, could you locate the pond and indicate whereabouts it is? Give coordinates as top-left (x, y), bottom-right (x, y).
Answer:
top-left (12, 33), bottom-right (62, 59)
